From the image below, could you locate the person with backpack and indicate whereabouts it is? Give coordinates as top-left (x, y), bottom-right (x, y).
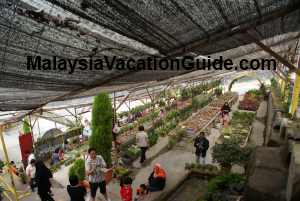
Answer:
top-left (194, 132), bottom-right (210, 164)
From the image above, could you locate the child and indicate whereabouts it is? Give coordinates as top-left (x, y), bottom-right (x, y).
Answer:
top-left (120, 176), bottom-right (133, 201)
top-left (67, 175), bottom-right (86, 201)
top-left (134, 184), bottom-right (149, 201)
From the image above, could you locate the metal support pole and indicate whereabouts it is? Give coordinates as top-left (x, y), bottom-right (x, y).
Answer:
top-left (113, 91), bottom-right (117, 124)
top-left (0, 125), bottom-right (20, 201)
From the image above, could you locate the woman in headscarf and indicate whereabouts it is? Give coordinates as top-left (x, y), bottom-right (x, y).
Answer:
top-left (35, 160), bottom-right (55, 201)
top-left (148, 163), bottom-right (166, 192)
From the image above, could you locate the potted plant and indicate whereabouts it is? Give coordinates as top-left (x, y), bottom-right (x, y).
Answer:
top-left (212, 137), bottom-right (252, 172)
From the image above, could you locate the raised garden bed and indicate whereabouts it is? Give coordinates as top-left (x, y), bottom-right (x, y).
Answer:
top-left (182, 92), bottom-right (238, 133)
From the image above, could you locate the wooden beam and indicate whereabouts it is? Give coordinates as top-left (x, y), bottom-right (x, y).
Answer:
top-left (272, 70), bottom-right (286, 81)
top-left (146, 88), bottom-right (154, 102)
top-left (246, 32), bottom-right (300, 75)
top-left (115, 92), bottom-right (131, 111)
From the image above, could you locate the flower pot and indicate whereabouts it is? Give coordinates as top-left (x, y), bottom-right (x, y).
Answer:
top-left (105, 169), bottom-right (113, 184)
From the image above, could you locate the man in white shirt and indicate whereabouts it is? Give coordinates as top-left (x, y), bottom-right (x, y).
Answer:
top-left (26, 159), bottom-right (36, 192)
top-left (136, 125), bottom-right (149, 164)
top-left (85, 148), bottom-right (110, 201)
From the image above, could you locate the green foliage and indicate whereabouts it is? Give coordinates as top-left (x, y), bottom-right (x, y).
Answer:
top-left (270, 78), bottom-right (277, 87)
top-left (69, 159), bottom-right (85, 181)
top-left (22, 117), bottom-right (31, 134)
top-left (168, 128), bottom-right (186, 149)
top-left (148, 130), bottom-right (159, 147)
top-left (114, 167), bottom-right (131, 178)
top-left (126, 145), bottom-right (140, 158)
top-left (205, 173), bottom-right (245, 201)
top-left (166, 110), bottom-right (179, 121)
top-left (0, 160), bottom-right (4, 170)
top-left (180, 88), bottom-right (191, 100)
top-left (231, 111), bottom-right (255, 125)
top-left (214, 88), bottom-right (223, 96)
top-left (90, 92), bottom-right (113, 166)
top-left (212, 137), bottom-right (253, 169)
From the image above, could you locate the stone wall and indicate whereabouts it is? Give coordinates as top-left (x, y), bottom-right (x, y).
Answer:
top-left (286, 143), bottom-right (300, 201)
top-left (244, 146), bottom-right (289, 201)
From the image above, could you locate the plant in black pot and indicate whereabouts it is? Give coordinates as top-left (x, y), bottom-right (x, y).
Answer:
top-left (212, 137), bottom-right (253, 172)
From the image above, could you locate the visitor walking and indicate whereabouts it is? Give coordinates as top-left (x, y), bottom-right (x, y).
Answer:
top-left (35, 161), bottom-right (55, 201)
top-left (51, 148), bottom-right (60, 165)
top-left (67, 175), bottom-right (87, 201)
top-left (136, 125), bottom-right (149, 164)
top-left (194, 132), bottom-right (210, 164)
top-left (148, 163), bottom-right (166, 192)
top-left (85, 148), bottom-right (110, 201)
top-left (25, 159), bottom-right (36, 192)
top-left (221, 102), bottom-right (231, 126)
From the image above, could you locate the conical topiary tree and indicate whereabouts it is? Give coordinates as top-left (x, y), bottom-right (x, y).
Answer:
top-left (89, 92), bottom-right (113, 166)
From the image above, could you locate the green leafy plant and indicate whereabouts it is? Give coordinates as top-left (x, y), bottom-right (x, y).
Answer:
top-left (148, 130), bottom-right (159, 147)
top-left (205, 173), bottom-right (245, 201)
top-left (212, 137), bottom-right (253, 171)
top-left (126, 145), bottom-right (140, 159)
top-left (69, 159), bottom-right (85, 181)
top-left (180, 88), bottom-right (191, 100)
top-left (22, 117), bottom-right (31, 134)
top-left (90, 92), bottom-right (113, 166)
top-left (166, 110), bottom-right (179, 121)
top-left (114, 167), bottom-right (131, 178)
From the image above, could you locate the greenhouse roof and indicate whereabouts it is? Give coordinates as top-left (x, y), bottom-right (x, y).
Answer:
top-left (0, 0), bottom-right (300, 121)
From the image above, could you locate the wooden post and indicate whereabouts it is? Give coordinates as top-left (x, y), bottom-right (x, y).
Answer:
top-left (0, 125), bottom-right (20, 201)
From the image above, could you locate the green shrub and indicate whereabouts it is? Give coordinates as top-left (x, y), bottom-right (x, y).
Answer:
top-left (212, 137), bottom-right (253, 170)
top-left (148, 130), bottom-right (159, 147)
top-left (90, 92), bottom-right (113, 166)
top-left (126, 145), bottom-right (140, 159)
top-left (205, 173), bottom-right (245, 201)
top-left (166, 110), bottom-right (179, 121)
top-left (69, 159), bottom-right (85, 181)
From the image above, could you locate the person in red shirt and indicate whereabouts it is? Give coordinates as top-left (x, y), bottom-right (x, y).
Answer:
top-left (120, 176), bottom-right (133, 201)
